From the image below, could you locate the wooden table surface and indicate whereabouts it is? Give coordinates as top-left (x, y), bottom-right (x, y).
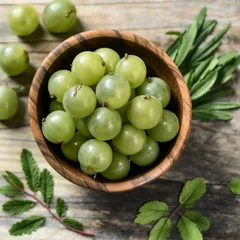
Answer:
top-left (0, 1), bottom-right (240, 239)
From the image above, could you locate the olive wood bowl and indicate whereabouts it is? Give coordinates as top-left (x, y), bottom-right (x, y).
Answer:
top-left (28, 29), bottom-right (191, 192)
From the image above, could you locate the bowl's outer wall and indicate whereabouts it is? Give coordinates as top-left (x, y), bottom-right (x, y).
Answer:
top-left (29, 29), bottom-right (191, 192)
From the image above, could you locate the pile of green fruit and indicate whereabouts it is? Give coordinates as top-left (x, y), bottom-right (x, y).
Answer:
top-left (0, 0), bottom-right (179, 180)
top-left (0, 0), bottom-right (77, 120)
top-left (42, 48), bottom-right (180, 180)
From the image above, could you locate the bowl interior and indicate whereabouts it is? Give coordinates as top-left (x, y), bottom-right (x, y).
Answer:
top-left (30, 30), bottom-right (191, 192)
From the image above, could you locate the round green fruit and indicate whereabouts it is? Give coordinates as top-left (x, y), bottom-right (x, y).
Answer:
top-left (78, 139), bottom-right (112, 175)
top-left (0, 86), bottom-right (18, 120)
top-left (147, 109), bottom-right (180, 142)
top-left (130, 136), bottom-right (160, 167)
top-left (0, 43), bottom-right (28, 76)
top-left (101, 151), bottom-right (130, 180)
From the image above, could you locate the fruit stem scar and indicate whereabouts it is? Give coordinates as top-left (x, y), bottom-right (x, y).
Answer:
top-left (42, 118), bottom-right (46, 123)
top-left (49, 95), bottom-right (55, 99)
top-left (65, 9), bottom-right (75, 18)
top-left (57, 139), bottom-right (64, 143)
top-left (109, 71), bottom-right (114, 75)
top-left (144, 94), bottom-right (150, 99)
top-left (74, 84), bottom-right (82, 96)
top-left (124, 53), bottom-right (129, 59)
top-left (102, 101), bottom-right (109, 108)
top-left (102, 61), bottom-right (106, 67)
top-left (147, 77), bottom-right (152, 83)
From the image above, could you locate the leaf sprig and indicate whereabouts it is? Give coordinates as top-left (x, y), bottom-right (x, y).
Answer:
top-left (0, 149), bottom-right (94, 237)
top-left (135, 178), bottom-right (209, 240)
top-left (166, 7), bottom-right (240, 121)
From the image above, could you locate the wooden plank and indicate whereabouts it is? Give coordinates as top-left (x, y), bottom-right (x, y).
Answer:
top-left (0, 178), bottom-right (239, 239)
top-left (0, 0), bottom-right (240, 239)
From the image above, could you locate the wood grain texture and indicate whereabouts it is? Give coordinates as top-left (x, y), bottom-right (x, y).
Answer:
top-left (0, 0), bottom-right (240, 239)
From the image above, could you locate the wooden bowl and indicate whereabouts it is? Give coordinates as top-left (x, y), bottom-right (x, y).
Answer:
top-left (28, 29), bottom-right (191, 192)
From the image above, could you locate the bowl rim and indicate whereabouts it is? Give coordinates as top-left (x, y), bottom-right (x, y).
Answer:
top-left (28, 29), bottom-right (192, 192)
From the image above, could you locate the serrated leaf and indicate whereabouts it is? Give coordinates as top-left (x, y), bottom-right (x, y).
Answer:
top-left (195, 102), bottom-right (240, 110)
top-left (184, 211), bottom-right (210, 231)
top-left (2, 199), bottom-right (35, 214)
top-left (190, 23), bottom-right (231, 63)
top-left (0, 185), bottom-right (22, 197)
top-left (63, 218), bottom-right (83, 231)
top-left (179, 178), bottom-right (206, 208)
top-left (3, 171), bottom-right (24, 191)
top-left (134, 201), bottom-right (168, 225)
top-left (56, 197), bottom-right (68, 217)
top-left (21, 149), bottom-right (40, 192)
top-left (175, 20), bottom-right (198, 67)
top-left (227, 178), bottom-right (240, 195)
top-left (9, 215), bottom-right (45, 236)
top-left (192, 86), bottom-right (235, 107)
top-left (177, 216), bottom-right (203, 240)
top-left (40, 169), bottom-right (54, 207)
top-left (192, 110), bottom-right (233, 121)
top-left (190, 70), bottom-right (218, 100)
top-left (149, 218), bottom-right (172, 240)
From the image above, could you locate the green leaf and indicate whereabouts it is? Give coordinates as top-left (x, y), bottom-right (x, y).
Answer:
top-left (166, 38), bottom-right (180, 58)
top-left (192, 86), bottom-right (235, 106)
top-left (9, 215), bottom-right (45, 236)
top-left (165, 31), bottom-right (182, 37)
top-left (192, 110), bottom-right (233, 121)
top-left (189, 57), bottom-right (213, 89)
top-left (190, 23), bottom-right (231, 63)
top-left (2, 199), bottom-right (35, 214)
top-left (0, 185), bottom-right (22, 197)
top-left (149, 218), bottom-right (172, 240)
top-left (195, 102), bottom-right (240, 110)
top-left (134, 201), bottom-right (168, 225)
top-left (198, 56), bottom-right (219, 82)
top-left (217, 51), bottom-right (238, 66)
top-left (174, 20), bottom-right (198, 67)
top-left (179, 178), bottom-right (206, 208)
top-left (227, 178), bottom-right (240, 195)
top-left (63, 218), bottom-right (83, 231)
top-left (186, 69), bottom-right (194, 89)
top-left (177, 216), bottom-right (203, 240)
top-left (190, 70), bottom-right (218, 100)
top-left (193, 20), bottom-right (217, 48)
top-left (40, 169), bottom-right (54, 207)
top-left (3, 171), bottom-right (24, 190)
top-left (218, 56), bottom-right (240, 84)
top-left (184, 211), bottom-right (210, 231)
top-left (220, 74), bottom-right (233, 84)
top-left (195, 7), bottom-right (207, 29)
top-left (56, 197), bottom-right (68, 217)
top-left (21, 149), bottom-right (40, 192)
